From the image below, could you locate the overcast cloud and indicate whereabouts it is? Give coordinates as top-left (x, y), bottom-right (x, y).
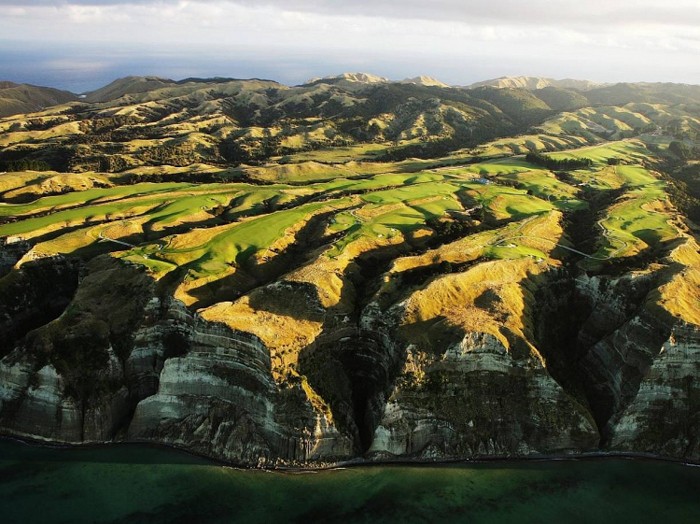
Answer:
top-left (1, 0), bottom-right (698, 91)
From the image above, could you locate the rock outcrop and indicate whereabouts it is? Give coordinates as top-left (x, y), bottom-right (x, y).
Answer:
top-left (610, 322), bottom-right (700, 457)
top-left (127, 302), bottom-right (354, 465)
top-left (369, 332), bottom-right (598, 458)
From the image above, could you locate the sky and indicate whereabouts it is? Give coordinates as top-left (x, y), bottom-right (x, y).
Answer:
top-left (1, 0), bottom-right (699, 92)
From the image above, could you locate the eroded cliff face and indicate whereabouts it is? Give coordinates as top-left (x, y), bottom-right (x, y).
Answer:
top-left (364, 259), bottom-right (600, 460)
top-left (610, 322), bottom-right (700, 457)
top-left (0, 256), bottom-right (150, 442)
top-left (127, 299), bottom-right (354, 465)
top-left (0, 249), bottom-right (697, 465)
top-left (368, 332), bottom-right (598, 458)
top-left (0, 257), bottom-right (354, 465)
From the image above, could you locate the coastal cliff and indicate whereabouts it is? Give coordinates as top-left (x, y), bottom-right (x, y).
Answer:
top-left (0, 76), bottom-right (698, 466)
top-left (0, 251), bottom-right (696, 466)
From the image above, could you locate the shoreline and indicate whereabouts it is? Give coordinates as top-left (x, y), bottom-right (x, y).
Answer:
top-left (3, 432), bottom-right (699, 472)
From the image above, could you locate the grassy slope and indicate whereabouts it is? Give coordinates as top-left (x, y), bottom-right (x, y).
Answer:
top-left (0, 83), bottom-right (694, 332)
top-left (0, 139), bottom-right (681, 268)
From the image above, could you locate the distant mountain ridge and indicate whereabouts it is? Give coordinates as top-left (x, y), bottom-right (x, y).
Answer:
top-left (1, 73), bottom-right (699, 174)
top-left (304, 72), bottom-right (389, 87)
top-left (304, 72), bottom-right (449, 88)
top-left (467, 76), bottom-right (606, 91)
top-left (0, 81), bottom-right (77, 118)
top-left (399, 76), bottom-right (449, 87)
top-left (82, 76), bottom-right (175, 103)
top-left (2, 74), bottom-right (697, 119)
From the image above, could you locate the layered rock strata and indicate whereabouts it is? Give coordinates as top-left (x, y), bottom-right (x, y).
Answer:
top-left (0, 255), bottom-right (697, 465)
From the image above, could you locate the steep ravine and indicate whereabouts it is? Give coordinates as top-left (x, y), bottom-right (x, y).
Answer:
top-left (0, 256), bottom-right (82, 358)
top-left (531, 269), bottom-right (674, 446)
top-left (364, 261), bottom-right (602, 459)
top-left (0, 255), bottom-right (697, 465)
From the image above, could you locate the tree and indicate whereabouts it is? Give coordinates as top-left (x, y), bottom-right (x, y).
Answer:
top-left (668, 141), bottom-right (692, 161)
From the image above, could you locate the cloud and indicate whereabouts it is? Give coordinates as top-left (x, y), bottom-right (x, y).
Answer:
top-left (3, 0), bottom-right (698, 27)
top-left (237, 0), bottom-right (700, 29)
top-left (0, 0), bottom-right (698, 87)
top-left (5, 1), bottom-right (698, 41)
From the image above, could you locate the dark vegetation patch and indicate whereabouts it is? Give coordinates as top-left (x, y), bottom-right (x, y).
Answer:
top-left (525, 151), bottom-right (593, 171)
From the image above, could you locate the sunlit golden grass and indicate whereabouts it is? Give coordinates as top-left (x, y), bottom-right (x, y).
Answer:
top-left (398, 257), bottom-right (548, 360)
top-left (1, 122), bottom-right (694, 342)
top-left (644, 237), bottom-right (700, 326)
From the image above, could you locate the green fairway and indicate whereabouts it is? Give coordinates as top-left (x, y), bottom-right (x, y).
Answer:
top-left (615, 165), bottom-right (662, 187)
top-left (458, 157), bottom-right (534, 176)
top-left (0, 135), bottom-right (684, 278)
top-left (142, 199), bottom-right (349, 277)
top-left (0, 182), bottom-right (193, 219)
top-left (595, 187), bottom-right (676, 259)
top-left (547, 140), bottom-right (650, 166)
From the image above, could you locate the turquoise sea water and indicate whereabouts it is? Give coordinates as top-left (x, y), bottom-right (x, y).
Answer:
top-left (1, 439), bottom-right (699, 523)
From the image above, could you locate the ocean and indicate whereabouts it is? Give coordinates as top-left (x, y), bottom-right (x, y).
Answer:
top-left (1, 438), bottom-right (699, 523)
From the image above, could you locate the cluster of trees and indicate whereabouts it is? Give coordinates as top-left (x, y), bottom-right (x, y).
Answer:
top-left (219, 134), bottom-right (285, 164)
top-left (426, 216), bottom-right (477, 239)
top-left (120, 171), bottom-right (236, 184)
top-left (1, 159), bottom-right (51, 172)
top-left (218, 129), bottom-right (354, 165)
top-left (668, 140), bottom-right (698, 161)
top-left (135, 143), bottom-right (200, 167)
top-left (525, 152), bottom-right (593, 170)
top-left (1, 146), bottom-right (72, 172)
top-left (378, 138), bottom-right (458, 161)
top-left (23, 118), bottom-right (66, 132)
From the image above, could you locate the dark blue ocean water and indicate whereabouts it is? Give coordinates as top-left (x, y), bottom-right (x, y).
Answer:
top-left (1, 439), bottom-right (699, 523)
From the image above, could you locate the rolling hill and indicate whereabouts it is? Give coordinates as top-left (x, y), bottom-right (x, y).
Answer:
top-left (0, 81), bottom-right (78, 118)
top-left (466, 76), bottom-right (605, 91)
